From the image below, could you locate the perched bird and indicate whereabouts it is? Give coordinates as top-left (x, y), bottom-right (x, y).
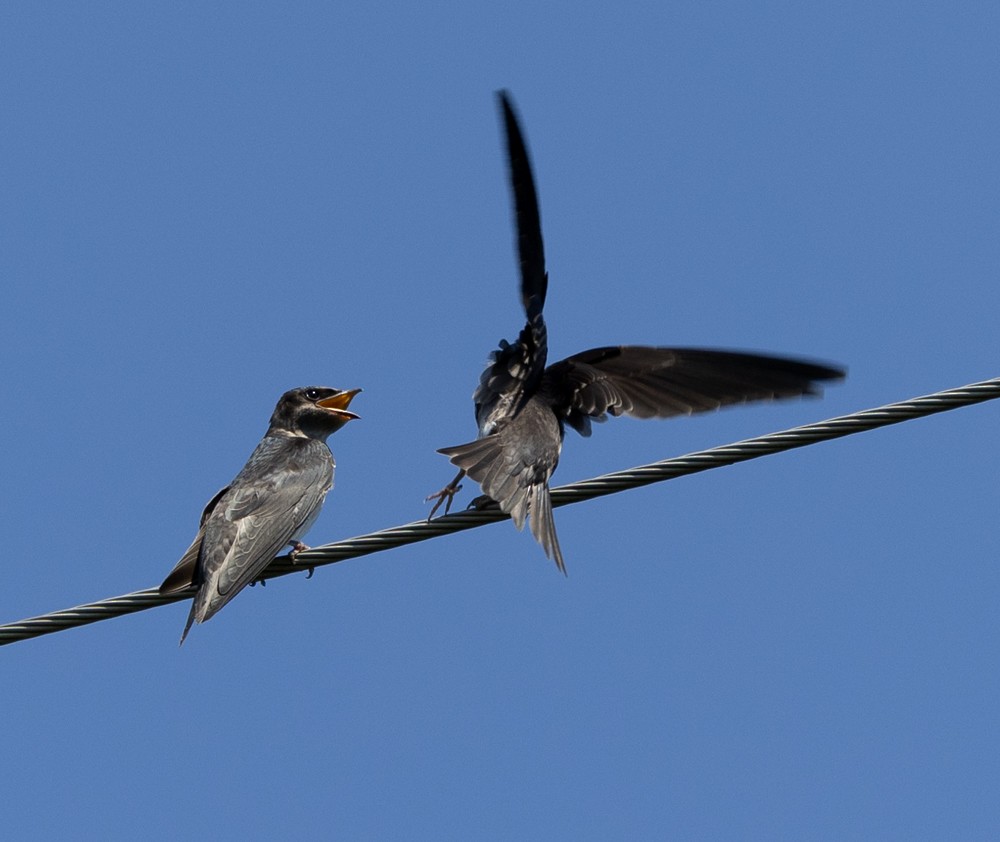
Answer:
top-left (160, 386), bottom-right (361, 643)
top-left (427, 91), bottom-right (844, 573)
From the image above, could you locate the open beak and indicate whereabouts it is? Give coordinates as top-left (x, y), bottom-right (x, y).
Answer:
top-left (317, 388), bottom-right (362, 420)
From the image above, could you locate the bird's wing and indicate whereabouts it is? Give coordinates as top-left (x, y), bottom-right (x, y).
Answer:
top-left (498, 90), bottom-right (547, 315)
top-left (542, 346), bottom-right (845, 436)
top-left (474, 93), bottom-right (550, 422)
top-left (194, 444), bottom-right (333, 623)
top-left (473, 320), bottom-right (548, 424)
top-left (158, 484), bottom-right (230, 594)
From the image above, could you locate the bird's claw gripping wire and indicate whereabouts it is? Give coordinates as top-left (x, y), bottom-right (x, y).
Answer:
top-left (290, 541), bottom-right (315, 579)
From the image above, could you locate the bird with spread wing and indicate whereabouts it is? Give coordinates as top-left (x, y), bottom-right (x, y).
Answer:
top-left (427, 91), bottom-right (843, 573)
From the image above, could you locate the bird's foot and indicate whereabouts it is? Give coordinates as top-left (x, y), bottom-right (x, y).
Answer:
top-left (289, 541), bottom-right (315, 578)
top-left (426, 483), bottom-right (463, 520)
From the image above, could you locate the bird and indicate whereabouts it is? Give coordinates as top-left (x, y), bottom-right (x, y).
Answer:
top-left (427, 90), bottom-right (844, 574)
top-left (160, 386), bottom-right (361, 644)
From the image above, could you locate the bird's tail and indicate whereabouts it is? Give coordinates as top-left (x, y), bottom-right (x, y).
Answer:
top-left (159, 532), bottom-right (204, 645)
top-left (440, 437), bottom-right (566, 574)
top-left (159, 532), bottom-right (203, 594)
top-left (439, 437), bottom-right (501, 486)
top-left (527, 482), bottom-right (566, 575)
top-left (440, 436), bottom-right (534, 529)
top-left (178, 608), bottom-right (197, 647)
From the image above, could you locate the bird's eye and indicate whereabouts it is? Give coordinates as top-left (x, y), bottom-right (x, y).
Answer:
top-left (305, 389), bottom-right (321, 401)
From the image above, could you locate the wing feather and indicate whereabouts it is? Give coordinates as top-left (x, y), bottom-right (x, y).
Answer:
top-left (498, 89), bottom-right (547, 314)
top-left (472, 93), bottom-right (550, 429)
top-left (543, 347), bottom-right (844, 435)
top-left (190, 438), bottom-right (333, 626)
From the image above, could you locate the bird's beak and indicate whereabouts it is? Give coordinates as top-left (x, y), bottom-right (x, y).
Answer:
top-left (317, 388), bottom-right (362, 420)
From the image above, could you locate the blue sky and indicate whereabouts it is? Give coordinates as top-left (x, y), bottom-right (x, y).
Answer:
top-left (3, 3), bottom-right (999, 839)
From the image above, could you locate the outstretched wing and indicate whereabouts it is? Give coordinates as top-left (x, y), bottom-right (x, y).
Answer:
top-left (542, 346), bottom-right (845, 436)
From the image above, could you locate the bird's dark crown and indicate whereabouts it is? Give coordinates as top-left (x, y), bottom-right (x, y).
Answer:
top-left (268, 386), bottom-right (361, 440)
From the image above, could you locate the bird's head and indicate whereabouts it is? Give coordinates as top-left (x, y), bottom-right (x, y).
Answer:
top-left (268, 386), bottom-right (362, 440)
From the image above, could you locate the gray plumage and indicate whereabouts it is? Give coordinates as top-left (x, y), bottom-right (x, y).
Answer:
top-left (160, 386), bottom-right (360, 643)
top-left (431, 91), bottom-right (844, 573)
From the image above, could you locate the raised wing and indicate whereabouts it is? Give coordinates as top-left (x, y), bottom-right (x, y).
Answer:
top-left (473, 93), bottom-right (550, 426)
top-left (542, 346), bottom-right (845, 436)
top-left (473, 320), bottom-right (549, 429)
top-left (498, 89), bottom-right (547, 315)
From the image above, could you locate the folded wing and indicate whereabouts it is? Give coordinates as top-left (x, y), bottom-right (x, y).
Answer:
top-left (197, 455), bottom-right (332, 623)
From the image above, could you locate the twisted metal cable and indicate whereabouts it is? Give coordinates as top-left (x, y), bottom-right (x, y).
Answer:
top-left (2, 376), bottom-right (998, 647)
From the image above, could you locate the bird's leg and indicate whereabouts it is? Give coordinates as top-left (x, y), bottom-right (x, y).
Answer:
top-left (289, 541), bottom-right (315, 579)
top-left (425, 469), bottom-right (466, 519)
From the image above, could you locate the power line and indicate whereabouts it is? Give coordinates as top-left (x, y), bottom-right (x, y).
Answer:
top-left (2, 376), bottom-right (997, 647)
